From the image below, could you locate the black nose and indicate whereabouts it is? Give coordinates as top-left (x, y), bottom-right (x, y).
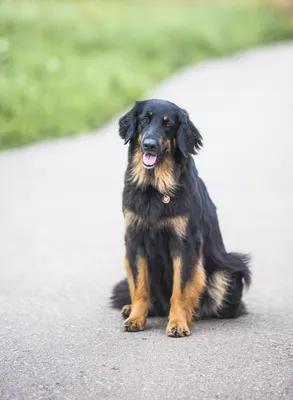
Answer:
top-left (142, 138), bottom-right (157, 153)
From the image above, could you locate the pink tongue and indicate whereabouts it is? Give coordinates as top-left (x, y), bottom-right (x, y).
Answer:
top-left (143, 154), bottom-right (157, 166)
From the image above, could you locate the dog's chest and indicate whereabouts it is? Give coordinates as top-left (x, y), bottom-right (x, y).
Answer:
top-left (123, 183), bottom-right (188, 221)
top-left (124, 207), bottom-right (188, 236)
top-left (122, 183), bottom-right (191, 241)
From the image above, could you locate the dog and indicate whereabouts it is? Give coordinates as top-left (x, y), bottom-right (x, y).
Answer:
top-left (110, 99), bottom-right (251, 337)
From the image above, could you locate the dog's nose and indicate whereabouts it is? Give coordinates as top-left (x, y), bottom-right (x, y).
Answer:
top-left (142, 138), bottom-right (157, 153)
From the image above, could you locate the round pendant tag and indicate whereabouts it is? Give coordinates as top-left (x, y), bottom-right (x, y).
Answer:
top-left (162, 195), bottom-right (170, 204)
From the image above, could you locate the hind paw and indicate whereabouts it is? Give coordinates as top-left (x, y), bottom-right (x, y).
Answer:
top-left (121, 304), bottom-right (132, 319)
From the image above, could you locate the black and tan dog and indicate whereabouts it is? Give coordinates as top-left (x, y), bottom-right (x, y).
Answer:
top-left (110, 99), bottom-right (251, 337)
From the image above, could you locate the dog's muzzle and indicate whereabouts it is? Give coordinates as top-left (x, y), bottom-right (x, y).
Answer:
top-left (141, 138), bottom-right (159, 169)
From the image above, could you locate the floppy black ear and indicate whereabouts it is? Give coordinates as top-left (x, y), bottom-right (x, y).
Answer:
top-left (177, 109), bottom-right (203, 157)
top-left (119, 102), bottom-right (139, 144)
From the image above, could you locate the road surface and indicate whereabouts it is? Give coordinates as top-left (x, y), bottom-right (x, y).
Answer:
top-left (0, 42), bottom-right (293, 399)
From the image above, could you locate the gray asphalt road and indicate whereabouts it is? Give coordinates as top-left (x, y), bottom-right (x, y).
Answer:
top-left (1, 43), bottom-right (293, 400)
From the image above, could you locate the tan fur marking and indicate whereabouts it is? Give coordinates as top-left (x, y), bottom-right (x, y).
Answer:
top-left (129, 149), bottom-right (149, 187)
top-left (163, 116), bottom-right (168, 121)
top-left (124, 209), bottom-right (136, 228)
top-left (124, 209), bottom-right (142, 229)
top-left (162, 215), bottom-right (189, 238)
top-left (207, 271), bottom-right (230, 314)
top-left (125, 256), bottom-right (135, 300)
top-left (124, 257), bottom-right (135, 298)
top-left (124, 210), bottom-right (188, 237)
top-left (165, 139), bottom-right (172, 154)
top-left (167, 255), bottom-right (206, 336)
top-left (154, 154), bottom-right (176, 194)
top-left (183, 259), bottom-right (206, 324)
top-left (124, 256), bottom-right (150, 332)
top-left (172, 257), bottom-right (182, 296)
top-left (167, 257), bottom-right (188, 336)
top-left (148, 111), bottom-right (152, 116)
top-left (130, 148), bottom-right (177, 194)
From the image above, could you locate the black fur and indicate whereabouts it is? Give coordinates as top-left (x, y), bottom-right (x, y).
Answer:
top-left (110, 99), bottom-right (251, 327)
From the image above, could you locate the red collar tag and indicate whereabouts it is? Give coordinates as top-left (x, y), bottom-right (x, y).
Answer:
top-left (162, 195), bottom-right (170, 204)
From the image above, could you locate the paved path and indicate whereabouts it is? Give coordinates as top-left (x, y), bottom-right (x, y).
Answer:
top-left (1, 43), bottom-right (293, 400)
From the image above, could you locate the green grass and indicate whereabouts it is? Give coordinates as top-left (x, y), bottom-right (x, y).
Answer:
top-left (0, 0), bottom-right (293, 150)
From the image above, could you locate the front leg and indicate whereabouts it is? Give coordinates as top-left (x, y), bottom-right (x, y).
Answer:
top-left (167, 255), bottom-right (206, 338)
top-left (123, 255), bottom-right (149, 332)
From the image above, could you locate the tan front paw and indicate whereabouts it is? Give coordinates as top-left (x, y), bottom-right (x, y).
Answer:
top-left (121, 304), bottom-right (132, 319)
top-left (124, 317), bottom-right (146, 332)
top-left (166, 320), bottom-right (190, 337)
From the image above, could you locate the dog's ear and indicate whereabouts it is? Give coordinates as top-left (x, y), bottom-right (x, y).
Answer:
top-left (119, 102), bottom-right (140, 144)
top-left (177, 109), bottom-right (203, 157)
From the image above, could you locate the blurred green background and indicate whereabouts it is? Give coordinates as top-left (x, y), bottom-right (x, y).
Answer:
top-left (0, 0), bottom-right (293, 150)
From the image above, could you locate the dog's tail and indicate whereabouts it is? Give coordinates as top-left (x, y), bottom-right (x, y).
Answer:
top-left (219, 251), bottom-right (251, 318)
top-left (110, 278), bottom-right (131, 309)
top-left (225, 251), bottom-right (252, 289)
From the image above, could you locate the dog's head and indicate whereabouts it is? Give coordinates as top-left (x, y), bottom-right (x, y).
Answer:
top-left (119, 99), bottom-right (203, 169)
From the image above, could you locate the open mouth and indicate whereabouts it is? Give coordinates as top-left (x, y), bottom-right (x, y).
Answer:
top-left (142, 153), bottom-right (158, 169)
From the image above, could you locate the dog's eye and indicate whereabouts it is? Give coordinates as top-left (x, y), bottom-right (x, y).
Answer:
top-left (165, 121), bottom-right (172, 128)
top-left (141, 117), bottom-right (149, 124)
